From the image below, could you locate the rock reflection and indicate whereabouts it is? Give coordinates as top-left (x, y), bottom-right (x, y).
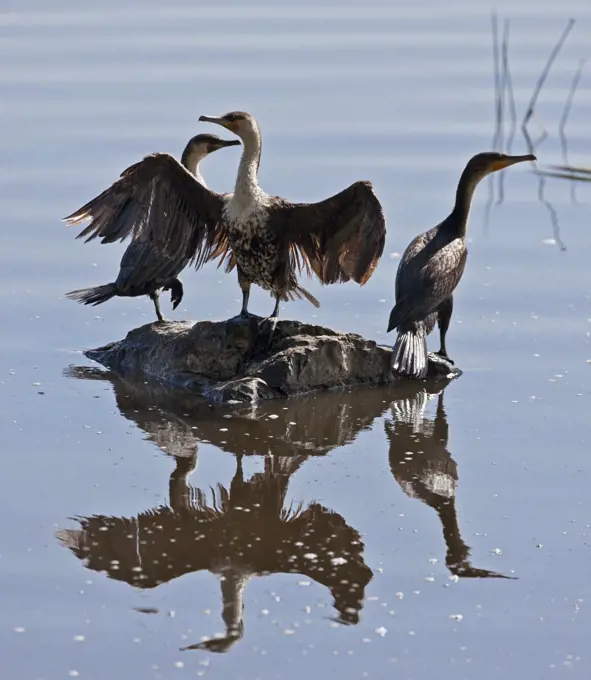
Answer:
top-left (385, 386), bottom-right (512, 579)
top-left (63, 365), bottom-right (385, 458)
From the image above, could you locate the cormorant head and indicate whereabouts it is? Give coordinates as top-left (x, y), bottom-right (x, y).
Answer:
top-left (180, 133), bottom-right (240, 173)
top-left (467, 151), bottom-right (537, 179)
top-left (199, 111), bottom-right (259, 140)
top-left (186, 133), bottom-right (241, 156)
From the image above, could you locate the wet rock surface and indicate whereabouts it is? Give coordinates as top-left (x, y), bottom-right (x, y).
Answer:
top-left (85, 316), bottom-right (461, 403)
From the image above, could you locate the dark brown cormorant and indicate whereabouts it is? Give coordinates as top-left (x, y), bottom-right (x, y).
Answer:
top-left (64, 111), bottom-right (387, 334)
top-left (387, 151), bottom-right (536, 379)
top-left (64, 133), bottom-right (240, 322)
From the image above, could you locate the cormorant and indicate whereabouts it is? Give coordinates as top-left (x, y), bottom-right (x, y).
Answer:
top-left (64, 111), bottom-right (387, 335)
top-left (64, 133), bottom-right (240, 322)
top-left (387, 151), bottom-right (536, 379)
top-left (198, 111), bottom-right (386, 331)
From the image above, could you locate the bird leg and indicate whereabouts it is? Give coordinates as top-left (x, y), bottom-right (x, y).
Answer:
top-left (149, 290), bottom-right (166, 323)
top-left (257, 295), bottom-right (281, 349)
top-left (435, 296), bottom-right (454, 364)
top-left (269, 295), bottom-right (280, 318)
top-left (240, 287), bottom-right (252, 318)
top-left (238, 269), bottom-right (256, 319)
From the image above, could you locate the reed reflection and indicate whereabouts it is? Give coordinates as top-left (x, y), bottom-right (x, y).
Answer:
top-left (385, 385), bottom-right (512, 579)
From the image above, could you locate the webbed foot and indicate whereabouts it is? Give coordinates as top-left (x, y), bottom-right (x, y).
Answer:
top-left (435, 350), bottom-right (454, 365)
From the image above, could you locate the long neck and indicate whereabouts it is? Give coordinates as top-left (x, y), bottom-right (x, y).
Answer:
top-left (449, 164), bottom-right (485, 237)
top-left (180, 147), bottom-right (206, 186)
top-left (233, 126), bottom-right (262, 200)
top-left (436, 499), bottom-right (470, 568)
top-left (220, 568), bottom-right (249, 632)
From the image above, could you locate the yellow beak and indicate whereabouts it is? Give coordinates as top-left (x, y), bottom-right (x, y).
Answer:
top-left (494, 154), bottom-right (537, 171)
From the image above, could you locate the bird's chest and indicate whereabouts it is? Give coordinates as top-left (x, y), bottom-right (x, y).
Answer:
top-left (225, 215), bottom-right (279, 288)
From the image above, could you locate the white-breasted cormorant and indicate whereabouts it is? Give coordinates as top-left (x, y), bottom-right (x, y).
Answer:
top-left (64, 134), bottom-right (240, 321)
top-left (198, 111), bottom-right (387, 331)
top-left (387, 151), bottom-right (536, 379)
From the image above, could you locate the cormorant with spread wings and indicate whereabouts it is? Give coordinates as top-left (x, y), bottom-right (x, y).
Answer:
top-left (65, 134), bottom-right (240, 321)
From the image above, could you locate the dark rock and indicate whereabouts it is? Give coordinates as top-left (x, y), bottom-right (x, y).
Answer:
top-left (84, 316), bottom-right (462, 404)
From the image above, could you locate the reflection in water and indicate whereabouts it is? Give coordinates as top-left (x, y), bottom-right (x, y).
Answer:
top-left (59, 365), bottom-right (411, 651)
top-left (63, 365), bottom-right (384, 459)
top-left (485, 13), bottom-right (572, 251)
top-left (57, 450), bottom-right (372, 652)
top-left (385, 386), bottom-right (512, 579)
top-left (58, 366), bottom-right (510, 653)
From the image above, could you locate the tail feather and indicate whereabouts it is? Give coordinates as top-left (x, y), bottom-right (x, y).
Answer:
top-left (392, 326), bottom-right (428, 379)
top-left (283, 285), bottom-right (320, 308)
top-left (65, 283), bottom-right (118, 306)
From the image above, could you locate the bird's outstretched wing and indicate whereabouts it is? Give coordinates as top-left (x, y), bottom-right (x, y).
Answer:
top-left (63, 153), bottom-right (227, 269)
top-left (267, 180), bottom-right (387, 285)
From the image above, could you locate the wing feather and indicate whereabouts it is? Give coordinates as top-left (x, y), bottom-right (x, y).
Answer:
top-left (63, 153), bottom-right (227, 269)
top-left (390, 243), bottom-right (467, 327)
top-left (114, 242), bottom-right (187, 293)
top-left (267, 180), bottom-right (387, 286)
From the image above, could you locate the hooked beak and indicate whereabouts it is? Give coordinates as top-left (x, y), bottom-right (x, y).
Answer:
top-left (199, 115), bottom-right (223, 125)
top-left (495, 153), bottom-right (537, 170)
top-left (199, 114), bottom-right (236, 132)
top-left (207, 139), bottom-right (241, 153)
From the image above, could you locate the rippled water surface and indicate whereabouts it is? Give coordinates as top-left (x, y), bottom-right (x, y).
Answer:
top-left (1, 1), bottom-right (591, 678)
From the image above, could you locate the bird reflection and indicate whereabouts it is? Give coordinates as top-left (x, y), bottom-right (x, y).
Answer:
top-left (58, 365), bottom-right (403, 652)
top-left (385, 385), bottom-right (512, 579)
top-left (57, 450), bottom-right (372, 651)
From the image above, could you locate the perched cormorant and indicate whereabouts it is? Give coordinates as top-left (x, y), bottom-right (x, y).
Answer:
top-left (387, 151), bottom-right (536, 379)
top-left (197, 112), bottom-right (386, 331)
top-left (64, 111), bottom-right (387, 334)
top-left (64, 133), bottom-right (240, 322)
top-left (198, 111), bottom-right (386, 330)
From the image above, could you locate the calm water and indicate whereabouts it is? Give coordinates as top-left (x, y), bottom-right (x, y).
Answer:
top-left (1, 1), bottom-right (591, 678)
